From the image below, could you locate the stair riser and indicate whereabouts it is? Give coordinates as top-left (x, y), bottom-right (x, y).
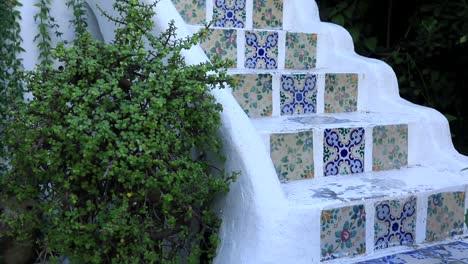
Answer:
top-left (173, 0), bottom-right (285, 29)
top-left (287, 189), bottom-right (468, 262)
top-left (262, 124), bottom-right (408, 181)
top-left (229, 73), bottom-right (361, 118)
top-left (198, 28), bottom-right (318, 70)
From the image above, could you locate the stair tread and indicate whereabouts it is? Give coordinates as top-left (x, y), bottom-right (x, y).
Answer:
top-left (282, 165), bottom-right (468, 208)
top-left (252, 111), bottom-right (419, 134)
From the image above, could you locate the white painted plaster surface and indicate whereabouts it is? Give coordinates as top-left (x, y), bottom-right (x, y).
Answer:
top-left (282, 166), bottom-right (468, 207)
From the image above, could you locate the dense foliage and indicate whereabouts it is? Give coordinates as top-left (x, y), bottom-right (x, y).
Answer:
top-left (317, 0), bottom-right (468, 154)
top-left (0, 0), bottom-right (24, 175)
top-left (1, 0), bottom-right (233, 263)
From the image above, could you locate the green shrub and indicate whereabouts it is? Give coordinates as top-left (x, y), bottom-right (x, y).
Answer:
top-left (1, 0), bottom-right (234, 263)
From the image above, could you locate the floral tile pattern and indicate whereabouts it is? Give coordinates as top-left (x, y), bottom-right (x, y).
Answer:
top-left (373, 124), bottom-right (408, 171)
top-left (280, 74), bottom-right (317, 115)
top-left (231, 74), bottom-right (272, 117)
top-left (285, 33), bottom-right (317, 69)
top-left (358, 241), bottom-right (468, 264)
top-left (172, 0), bottom-right (205, 25)
top-left (426, 192), bottom-right (465, 242)
top-left (200, 29), bottom-right (237, 67)
top-left (324, 73), bottom-right (359, 113)
top-left (213, 0), bottom-right (246, 28)
top-left (374, 197), bottom-right (416, 250)
top-left (321, 205), bottom-right (366, 261)
top-left (253, 0), bottom-right (283, 29)
top-left (323, 128), bottom-right (365, 176)
top-left (245, 31), bottom-right (279, 69)
top-left (270, 131), bottom-right (314, 181)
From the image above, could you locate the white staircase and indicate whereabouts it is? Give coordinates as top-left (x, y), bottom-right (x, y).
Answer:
top-left (13, 0), bottom-right (467, 263)
top-left (166, 0), bottom-right (468, 263)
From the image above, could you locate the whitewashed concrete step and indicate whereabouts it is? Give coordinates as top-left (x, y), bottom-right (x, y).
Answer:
top-left (283, 166), bottom-right (467, 207)
top-left (279, 166), bottom-right (468, 262)
top-left (252, 112), bottom-right (418, 133)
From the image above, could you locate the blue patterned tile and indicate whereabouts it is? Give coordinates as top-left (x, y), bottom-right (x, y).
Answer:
top-left (213, 0), bottom-right (246, 28)
top-left (245, 31), bottom-right (279, 69)
top-left (358, 251), bottom-right (440, 264)
top-left (280, 74), bottom-right (317, 115)
top-left (423, 241), bottom-right (468, 260)
top-left (357, 242), bottom-right (468, 263)
top-left (374, 197), bottom-right (416, 250)
top-left (323, 128), bottom-right (365, 176)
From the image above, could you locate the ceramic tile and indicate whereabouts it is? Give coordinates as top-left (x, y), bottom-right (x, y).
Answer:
top-left (426, 192), bottom-right (465, 242)
top-left (358, 251), bottom-right (444, 264)
top-left (172, 0), bottom-right (206, 25)
top-left (321, 205), bottom-right (366, 261)
top-left (280, 74), bottom-right (317, 115)
top-left (213, 0), bottom-right (246, 28)
top-left (358, 241), bottom-right (468, 264)
top-left (423, 241), bottom-right (468, 261)
top-left (373, 124), bottom-right (408, 171)
top-left (253, 0), bottom-right (283, 29)
top-left (323, 128), bottom-right (365, 176)
top-left (270, 131), bottom-right (314, 182)
top-left (200, 29), bottom-right (237, 67)
top-left (374, 197), bottom-right (416, 250)
top-left (285, 32), bottom-right (317, 69)
top-left (245, 31), bottom-right (279, 69)
top-left (231, 74), bottom-right (272, 117)
top-left (324, 73), bottom-right (358, 113)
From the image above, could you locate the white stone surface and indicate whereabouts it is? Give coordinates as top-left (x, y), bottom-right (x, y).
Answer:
top-left (282, 166), bottom-right (468, 208)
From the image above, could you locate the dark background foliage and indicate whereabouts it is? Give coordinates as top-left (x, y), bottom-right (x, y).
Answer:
top-left (316, 0), bottom-right (468, 154)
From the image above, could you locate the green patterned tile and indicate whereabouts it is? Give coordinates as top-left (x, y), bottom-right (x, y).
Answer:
top-left (321, 205), bottom-right (366, 261)
top-left (172, 0), bottom-right (206, 25)
top-left (325, 73), bottom-right (358, 113)
top-left (270, 131), bottom-right (314, 181)
top-left (253, 0), bottom-right (283, 29)
top-left (231, 74), bottom-right (272, 117)
top-left (285, 33), bottom-right (317, 70)
top-left (200, 29), bottom-right (237, 67)
top-left (373, 124), bottom-right (408, 171)
top-left (426, 192), bottom-right (465, 242)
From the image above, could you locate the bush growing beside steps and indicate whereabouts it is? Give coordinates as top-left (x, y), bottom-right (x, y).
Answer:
top-left (0, 0), bottom-right (235, 263)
